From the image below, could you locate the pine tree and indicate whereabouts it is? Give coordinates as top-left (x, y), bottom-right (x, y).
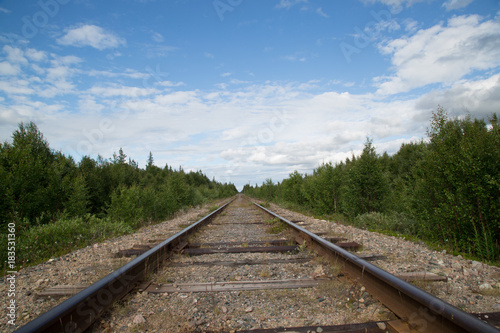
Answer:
top-left (147, 151), bottom-right (154, 168)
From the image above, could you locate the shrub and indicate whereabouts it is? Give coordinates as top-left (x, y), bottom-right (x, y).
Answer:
top-left (2, 215), bottom-right (133, 271)
top-left (353, 211), bottom-right (418, 236)
top-left (107, 185), bottom-right (144, 228)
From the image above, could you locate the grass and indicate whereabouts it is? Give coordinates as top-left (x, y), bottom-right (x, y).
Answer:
top-left (257, 197), bottom-right (500, 266)
top-left (178, 223), bottom-right (192, 229)
top-left (411, 279), bottom-right (441, 295)
top-left (374, 229), bottom-right (500, 267)
top-left (208, 205), bottom-right (219, 213)
top-left (0, 197), bottom-right (233, 276)
top-left (259, 268), bottom-right (271, 278)
top-left (297, 241), bottom-right (307, 252)
top-left (1, 214), bottom-right (134, 274)
top-left (265, 217), bottom-right (288, 234)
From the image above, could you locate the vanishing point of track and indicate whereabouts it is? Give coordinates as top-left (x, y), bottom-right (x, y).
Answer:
top-left (15, 195), bottom-right (500, 332)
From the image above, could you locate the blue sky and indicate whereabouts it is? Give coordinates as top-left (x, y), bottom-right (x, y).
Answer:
top-left (1, 0), bottom-right (499, 190)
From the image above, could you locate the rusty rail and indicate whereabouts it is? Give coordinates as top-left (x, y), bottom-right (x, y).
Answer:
top-left (14, 198), bottom-right (235, 333)
top-left (15, 196), bottom-right (499, 333)
top-left (250, 198), bottom-right (499, 333)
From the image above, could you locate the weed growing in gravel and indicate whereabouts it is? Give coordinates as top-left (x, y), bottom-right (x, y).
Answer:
top-left (259, 268), bottom-right (271, 278)
top-left (316, 260), bottom-right (341, 277)
top-left (111, 299), bottom-right (134, 317)
top-left (266, 217), bottom-right (288, 234)
top-left (411, 280), bottom-right (440, 295)
top-left (297, 241), bottom-right (307, 252)
top-left (476, 287), bottom-right (500, 297)
top-left (317, 278), bottom-right (348, 297)
top-left (208, 205), bottom-right (219, 212)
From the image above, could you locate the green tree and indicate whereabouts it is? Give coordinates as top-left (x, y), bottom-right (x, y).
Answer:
top-left (107, 185), bottom-right (144, 227)
top-left (65, 174), bottom-right (90, 217)
top-left (281, 171), bottom-right (305, 205)
top-left (146, 151), bottom-right (154, 169)
top-left (0, 122), bottom-right (56, 226)
top-left (414, 108), bottom-right (500, 259)
top-left (344, 139), bottom-right (389, 217)
top-left (388, 141), bottom-right (426, 213)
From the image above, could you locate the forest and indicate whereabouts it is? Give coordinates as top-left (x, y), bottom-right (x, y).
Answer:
top-left (0, 122), bottom-right (238, 271)
top-left (244, 108), bottom-right (500, 262)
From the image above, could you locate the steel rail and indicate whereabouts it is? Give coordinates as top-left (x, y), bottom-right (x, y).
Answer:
top-left (14, 198), bottom-right (235, 333)
top-left (250, 198), bottom-right (499, 333)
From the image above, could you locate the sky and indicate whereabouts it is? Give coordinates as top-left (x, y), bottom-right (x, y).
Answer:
top-left (0, 0), bottom-right (499, 191)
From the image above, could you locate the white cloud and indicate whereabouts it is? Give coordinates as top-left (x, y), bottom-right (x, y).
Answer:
top-left (283, 53), bottom-right (307, 62)
top-left (52, 55), bottom-right (82, 66)
top-left (442, 0), bottom-right (474, 11)
top-left (360, 0), bottom-right (425, 13)
top-left (3, 45), bottom-right (28, 64)
top-left (0, 62), bottom-right (20, 76)
top-left (156, 80), bottom-right (185, 87)
top-left (25, 48), bottom-right (47, 62)
top-left (88, 69), bottom-right (149, 79)
top-left (0, 45), bottom-right (83, 98)
top-left (106, 51), bottom-right (122, 60)
top-left (153, 91), bottom-right (201, 107)
top-left (415, 73), bottom-right (500, 117)
top-left (0, 79), bottom-right (34, 95)
top-left (316, 7), bottom-right (329, 18)
top-left (151, 32), bottom-right (164, 42)
top-left (276, 0), bottom-right (308, 9)
top-left (78, 98), bottom-right (104, 114)
top-left (0, 37), bottom-right (493, 190)
top-left (87, 85), bottom-right (159, 97)
top-left (57, 25), bottom-right (126, 50)
top-left (403, 18), bottom-right (419, 32)
top-left (375, 15), bottom-right (500, 95)
top-left (221, 127), bottom-right (249, 141)
top-left (35, 55), bottom-right (83, 97)
top-left (143, 45), bottom-right (178, 58)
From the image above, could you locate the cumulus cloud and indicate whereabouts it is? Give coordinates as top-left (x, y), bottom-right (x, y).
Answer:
top-left (3, 45), bottom-right (28, 64)
top-left (0, 40), bottom-right (494, 189)
top-left (375, 15), bottom-right (500, 95)
top-left (25, 48), bottom-right (47, 62)
top-left (0, 46), bottom-right (82, 98)
top-left (415, 73), bottom-right (500, 118)
top-left (57, 25), bottom-right (126, 50)
top-left (0, 62), bottom-right (20, 76)
top-left (442, 0), bottom-right (474, 11)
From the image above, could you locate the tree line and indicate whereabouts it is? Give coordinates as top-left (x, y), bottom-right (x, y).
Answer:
top-left (244, 108), bottom-right (500, 262)
top-left (0, 122), bottom-right (238, 270)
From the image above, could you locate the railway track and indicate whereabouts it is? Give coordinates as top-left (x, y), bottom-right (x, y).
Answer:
top-left (15, 195), bottom-right (500, 332)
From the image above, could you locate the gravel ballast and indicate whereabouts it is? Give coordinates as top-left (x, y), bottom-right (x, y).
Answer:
top-left (2, 196), bottom-right (499, 332)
